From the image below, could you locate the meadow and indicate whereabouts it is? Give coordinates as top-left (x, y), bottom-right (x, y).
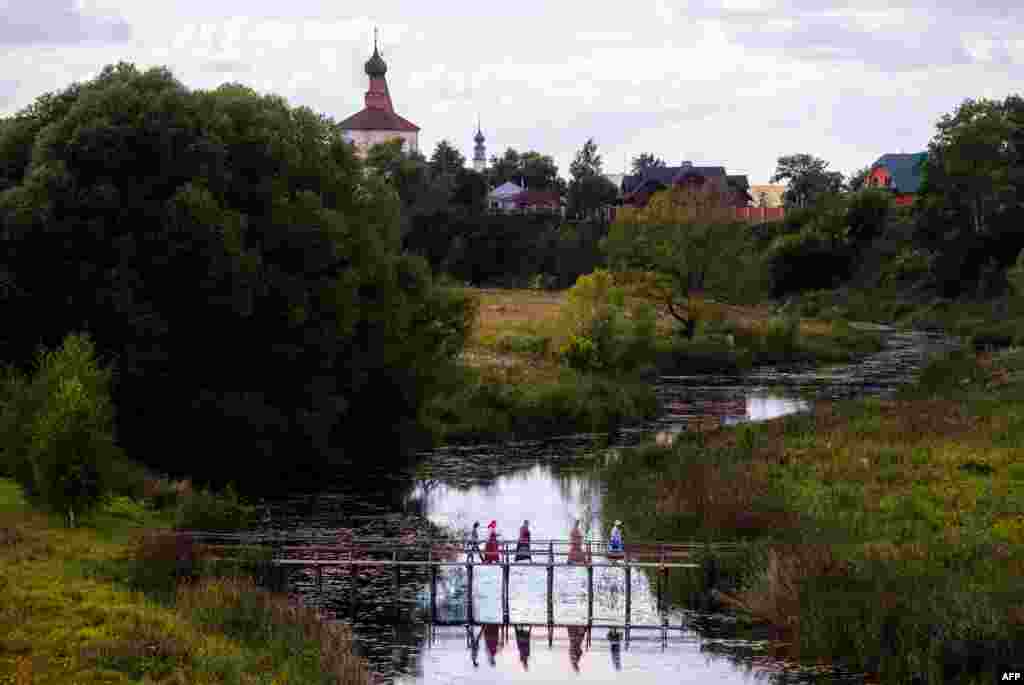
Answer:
top-left (0, 478), bottom-right (370, 685)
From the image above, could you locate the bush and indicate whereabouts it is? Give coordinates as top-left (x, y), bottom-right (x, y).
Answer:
top-left (768, 231), bottom-right (854, 297)
top-left (16, 334), bottom-right (123, 527)
top-left (175, 484), bottom-right (255, 531)
top-left (558, 270), bottom-right (658, 373)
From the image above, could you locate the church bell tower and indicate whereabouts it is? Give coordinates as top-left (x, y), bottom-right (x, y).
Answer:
top-left (473, 119), bottom-right (486, 173)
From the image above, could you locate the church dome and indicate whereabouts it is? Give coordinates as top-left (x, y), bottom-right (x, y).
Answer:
top-left (474, 127), bottom-right (485, 144)
top-left (365, 46), bottom-right (387, 77)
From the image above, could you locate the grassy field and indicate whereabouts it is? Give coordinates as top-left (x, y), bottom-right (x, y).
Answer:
top-left (464, 287), bottom-right (883, 375)
top-left (0, 479), bottom-right (370, 685)
top-left (601, 346), bottom-right (1024, 683)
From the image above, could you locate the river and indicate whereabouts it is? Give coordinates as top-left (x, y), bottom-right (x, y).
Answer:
top-left (258, 325), bottom-right (959, 684)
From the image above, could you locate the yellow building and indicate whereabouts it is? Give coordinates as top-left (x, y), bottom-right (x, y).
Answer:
top-left (748, 184), bottom-right (786, 208)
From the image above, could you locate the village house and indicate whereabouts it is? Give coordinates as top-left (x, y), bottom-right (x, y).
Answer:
top-left (865, 152), bottom-right (927, 206)
top-left (611, 161), bottom-right (782, 223)
top-left (339, 35), bottom-right (420, 157)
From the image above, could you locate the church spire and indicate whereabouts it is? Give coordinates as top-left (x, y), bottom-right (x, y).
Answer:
top-left (365, 27), bottom-right (387, 77)
top-left (473, 116), bottom-right (486, 173)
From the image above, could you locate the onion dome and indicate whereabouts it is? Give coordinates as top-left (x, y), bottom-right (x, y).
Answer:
top-left (474, 127), bottom-right (485, 144)
top-left (365, 45), bottom-right (387, 77)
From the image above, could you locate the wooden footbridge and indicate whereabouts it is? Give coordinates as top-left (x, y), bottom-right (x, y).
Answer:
top-left (184, 532), bottom-right (746, 630)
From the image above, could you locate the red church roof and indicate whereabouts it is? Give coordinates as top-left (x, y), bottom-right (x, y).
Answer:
top-left (338, 108), bottom-right (420, 132)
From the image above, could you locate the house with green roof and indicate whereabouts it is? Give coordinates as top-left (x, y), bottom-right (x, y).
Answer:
top-left (865, 152), bottom-right (927, 206)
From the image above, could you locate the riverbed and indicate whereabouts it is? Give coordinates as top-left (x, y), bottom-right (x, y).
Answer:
top-left (259, 325), bottom-right (958, 684)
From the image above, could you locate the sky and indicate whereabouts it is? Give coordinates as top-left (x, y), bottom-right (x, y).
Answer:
top-left (1, 0), bottom-right (1022, 183)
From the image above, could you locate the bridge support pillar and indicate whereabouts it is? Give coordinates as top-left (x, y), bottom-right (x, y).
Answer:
top-left (587, 563), bottom-right (593, 625)
top-left (466, 563), bottom-right (474, 625)
top-left (624, 564), bottom-right (632, 628)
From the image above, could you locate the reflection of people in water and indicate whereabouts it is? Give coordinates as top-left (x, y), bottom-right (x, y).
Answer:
top-left (515, 625), bottom-right (531, 670)
top-left (467, 625), bottom-right (483, 667)
top-left (567, 625), bottom-right (586, 672)
top-left (608, 628), bottom-right (623, 671)
top-left (484, 623), bottom-right (500, 666)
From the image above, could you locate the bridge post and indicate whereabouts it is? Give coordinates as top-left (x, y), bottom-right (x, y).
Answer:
top-left (502, 542), bottom-right (510, 625)
top-left (587, 540), bottom-right (593, 626)
top-left (467, 562), bottom-right (475, 625)
top-left (546, 540), bottom-right (554, 626)
top-left (429, 546), bottom-right (437, 624)
top-left (624, 564), bottom-right (631, 628)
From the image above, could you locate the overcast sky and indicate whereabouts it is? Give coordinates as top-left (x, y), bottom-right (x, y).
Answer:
top-left (1, 0), bottom-right (1021, 182)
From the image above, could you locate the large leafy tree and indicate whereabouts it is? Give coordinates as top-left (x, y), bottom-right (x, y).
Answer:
top-left (0, 63), bottom-right (476, 489)
top-left (603, 184), bottom-right (755, 338)
top-left (429, 139), bottom-right (466, 176)
top-left (569, 138), bottom-right (617, 220)
top-left (631, 153), bottom-right (666, 175)
top-left (915, 95), bottom-right (1024, 295)
top-left (487, 147), bottom-right (563, 192)
top-left (772, 154), bottom-right (845, 208)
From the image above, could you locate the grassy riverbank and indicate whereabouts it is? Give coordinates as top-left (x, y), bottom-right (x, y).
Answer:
top-left (0, 478), bottom-right (371, 685)
top-left (602, 346), bottom-right (1024, 683)
top-left (432, 287), bottom-right (884, 443)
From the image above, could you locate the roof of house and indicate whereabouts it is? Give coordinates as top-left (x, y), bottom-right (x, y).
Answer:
top-left (488, 181), bottom-right (525, 198)
top-left (871, 152), bottom-right (927, 194)
top-left (622, 165), bottom-right (727, 194)
top-left (337, 107), bottom-right (420, 132)
top-left (513, 190), bottom-right (561, 207)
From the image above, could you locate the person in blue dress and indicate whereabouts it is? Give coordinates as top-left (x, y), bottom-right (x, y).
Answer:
top-left (608, 519), bottom-right (624, 560)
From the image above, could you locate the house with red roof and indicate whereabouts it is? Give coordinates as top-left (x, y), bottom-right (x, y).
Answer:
top-left (339, 36), bottom-right (420, 157)
top-left (865, 152), bottom-right (927, 206)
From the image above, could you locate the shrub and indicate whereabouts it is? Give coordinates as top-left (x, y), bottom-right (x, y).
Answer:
top-left (24, 334), bottom-right (123, 527)
top-left (175, 484), bottom-right (255, 531)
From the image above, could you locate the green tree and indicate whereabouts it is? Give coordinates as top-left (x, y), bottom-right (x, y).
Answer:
top-left (848, 166), bottom-right (871, 193)
top-left (569, 138), bottom-right (616, 220)
top-left (772, 154), bottom-right (845, 208)
top-left (570, 137), bottom-right (604, 180)
top-left (0, 63), bottom-right (476, 490)
top-left (603, 184), bottom-right (755, 338)
top-left (914, 96), bottom-right (1024, 295)
top-left (631, 153), bottom-right (666, 174)
top-left (429, 139), bottom-right (466, 176)
top-left (27, 333), bottom-right (122, 527)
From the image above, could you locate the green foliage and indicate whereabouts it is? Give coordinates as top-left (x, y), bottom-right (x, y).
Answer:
top-left (846, 188), bottom-right (892, 244)
top-left (557, 270), bottom-right (658, 372)
top-left (174, 483), bottom-right (255, 531)
top-left (768, 228), bottom-right (854, 296)
top-left (771, 153), bottom-right (845, 209)
top-left (0, 63), bottom-right (477, 490)
top-left (1, 334), bottom-right (123, 527)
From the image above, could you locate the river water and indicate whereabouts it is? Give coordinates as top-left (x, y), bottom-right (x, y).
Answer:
top-left (259, 325), bottom-right (959, 684)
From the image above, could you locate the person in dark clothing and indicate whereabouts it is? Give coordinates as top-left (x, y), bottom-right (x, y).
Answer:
top-left (466, 521), bottom-right (481, 563)
top-left (515, 519), bottom-right (531, 561)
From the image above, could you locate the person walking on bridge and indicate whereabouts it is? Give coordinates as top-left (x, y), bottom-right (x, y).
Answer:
top-left (483, 520), bottom-right (500, 563)
top-left (515, 519), bottom-right (531, 561)
top-left (608, 520), bottom-right (624, 561)
top-left (568, 519), bottom-right (585, 564)
top-left (466, 521), bottom-right (481, 563)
